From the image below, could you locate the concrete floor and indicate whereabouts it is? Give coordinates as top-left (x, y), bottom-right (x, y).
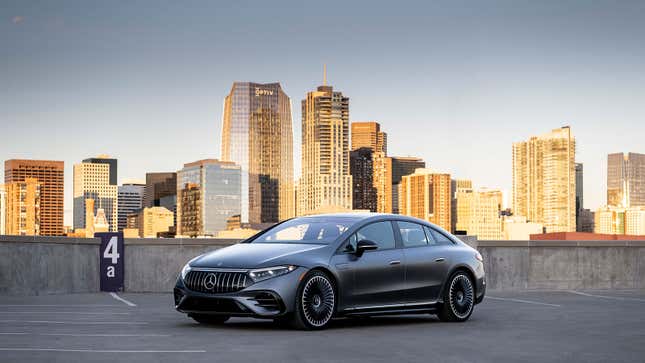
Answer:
top-left (1, 290), bottom-right (644, 363)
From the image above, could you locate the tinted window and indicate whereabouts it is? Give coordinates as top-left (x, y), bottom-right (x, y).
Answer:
top-left (356, 221), bottom-right (396, 250)
top-left (428, 227), bottom-right (455, 245)
top-left (253, 218), bottom-right (352, 244)
top-left (423, 226), bottom-right (438, 246)
top-left (398, 221), bottom-right (428, 247)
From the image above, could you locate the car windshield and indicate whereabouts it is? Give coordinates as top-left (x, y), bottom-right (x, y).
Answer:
top-left (252, 218), bottom-right (355, 244)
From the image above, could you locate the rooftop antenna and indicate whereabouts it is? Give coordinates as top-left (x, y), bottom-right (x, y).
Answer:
top-left (323, 64), bottom-right (327, 86)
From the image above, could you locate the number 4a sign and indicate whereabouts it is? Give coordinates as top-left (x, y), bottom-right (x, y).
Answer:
top-left (96, 232), bottom-right (124, 292)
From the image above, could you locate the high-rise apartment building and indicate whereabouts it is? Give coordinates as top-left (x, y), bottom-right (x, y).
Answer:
top-left (453, 180), bottom-right (503, 239)
top-left (0, 184), bottom-right (5, 235)
top-left (399, 168), bottom-right (452, 231)
top-left (298, 81), bottom-right (352, 215)
top-left (221, 82), bottom-right (294, 224)
top-left (73, 157), bottom-right (118, 232)
top-left (607, 152), bottom-right (645, 208)
top-left (5, 178), bottom-right (40, 235)
top-left (82, 156), bottom-right (117, 186)
top-left (177, 159), bottom-right (241, 237)
top-left (512, 126), bottom-right (576, 233)
top-left (391, 157), bottom-right (426, 214)
top-left (351, 121), bottom-right (387, 154)
top-left (350, 147), bottom-right (376, 211)
top-left (117, 183), bottom-right (145, 231)
top-left (4, 159), bottom-right (64, 236)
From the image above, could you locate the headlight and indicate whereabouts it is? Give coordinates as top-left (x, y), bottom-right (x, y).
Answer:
top-left (180, 263), bottom-right (192, 280)
top-left (248, 265), bottom-right (297, 283)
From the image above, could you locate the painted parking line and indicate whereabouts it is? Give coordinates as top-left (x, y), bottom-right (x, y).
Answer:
top-left (109, 292), bottom-right (137, 307)
top-left (0, 312), bottom-right (131, 315)
top-left (0, 332), bottom-right (170, 337)
top-left (0, 348), bottom-right (205, 353)
top-left (0, 305), bottom-right (122, 307)
top-left (0, 320), bottom-right (148, 325)
top-left (487, 296), bottom-right (561, 307)
top-left (566, 290), bottom-right (645, 302)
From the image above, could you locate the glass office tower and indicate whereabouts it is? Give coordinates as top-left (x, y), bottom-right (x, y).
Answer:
top-left (221, 82), bottom-right (294, 224)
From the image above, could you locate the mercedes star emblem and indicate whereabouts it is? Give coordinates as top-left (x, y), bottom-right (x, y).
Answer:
top-left (203, 273), bottom-right (217, 290)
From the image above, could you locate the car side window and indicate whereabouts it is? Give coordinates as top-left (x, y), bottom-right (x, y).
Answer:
top-left (423, 226), bottom-right (438, 246)
top-left (343, 233), bottom-right (357, 253)
top-left (356, 221), bottom-right (396, 250)
top-left (398, 221), bottom-right (428, 247)
top-left (429, 227), bottom-right (455, 245)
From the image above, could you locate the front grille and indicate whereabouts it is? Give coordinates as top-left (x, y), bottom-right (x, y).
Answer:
top-left (184, 270), bottom-right (250, 294)
top-left (181, 297), bottom-right (248, 314)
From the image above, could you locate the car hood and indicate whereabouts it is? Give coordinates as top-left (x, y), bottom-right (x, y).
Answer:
top-left (190, 242), bottom-right (330, 269)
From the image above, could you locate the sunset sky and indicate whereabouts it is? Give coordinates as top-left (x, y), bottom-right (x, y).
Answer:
top-left (2, 0), bottom-right (644, 225)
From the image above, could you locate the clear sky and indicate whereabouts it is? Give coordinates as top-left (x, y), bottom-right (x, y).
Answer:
top-left (2, 0), bottom-right (644, 225)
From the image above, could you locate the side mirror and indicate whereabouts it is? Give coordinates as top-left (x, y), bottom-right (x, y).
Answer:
top-left (356, 239), bottom-right (378, 257)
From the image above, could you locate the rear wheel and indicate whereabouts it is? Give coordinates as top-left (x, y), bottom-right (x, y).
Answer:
top-left (189, 314), bottom-right (230, 325)
top-left (437, 271), bottom-right (475, 322)
top-left (291, 270), bottom-right (336, 330)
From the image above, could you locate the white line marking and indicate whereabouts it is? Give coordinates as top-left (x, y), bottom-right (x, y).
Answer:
top-left (0, 320), bottom-right (147, 325)
top-left (566, 290), bottom-right (645, 302)
top-left (0, 333), bottom-right (169, 337)
top-left (0, 312), bottom-right (130, 315)
top-left (109, 292), bottom-right (137, 307)
top-left (0, 305), bottom-right (122, 307)
top-left (0, 348), bottom-right (205, 353)
top-left (487, 296), bottom-right (561, 307)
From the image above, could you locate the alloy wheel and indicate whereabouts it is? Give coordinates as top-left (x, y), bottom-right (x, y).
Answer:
top-left (448, 274), bottom-right (474, 319)
top-left (301, 274), bottom-right (335, 328)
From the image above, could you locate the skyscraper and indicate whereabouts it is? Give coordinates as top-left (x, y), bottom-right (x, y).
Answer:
top-left (117, 182), bottom-right (145, 231)
top-left (607, 152), bottom-right (645, 208)
top-left (351, 121), bottom-right (387, 154)
top-left (4, 159), bottom-right (64, 236)
top-left (455, 186), bottom-right (503, 240)
top-left (176, 159), bottom-right (241, 236)
top-left (82, 156), bottom-right (117, 186)
top-left (399, 168), bottom-right (452, 231)
top-left (351, 121), bottom-right (392, 213)
top-left (73, 157), bottom-right (118, 232)
top-left (5, 178), bottom-right (40, 236)
top-left (298, 79), bottom-right (352, 215)
top-left (391, 157), bottom-right (426, 214)
top-left (454, 179), bottom-right (474, 233)
top-left (350, 147), bottom-right (376, 211)
top-left (512, 126), bottom-right (576, 233)
top-left (221, 82), bottom-right (294, 224)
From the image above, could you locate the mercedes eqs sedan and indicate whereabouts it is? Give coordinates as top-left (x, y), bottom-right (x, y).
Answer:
top-left (174, 213), bottom-right (485, 329)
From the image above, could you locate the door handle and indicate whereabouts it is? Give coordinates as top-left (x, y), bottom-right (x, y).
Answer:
top-left (435, 258), bottom-right (446, 263)
top-left (389, 260), bottom-right (401, 266)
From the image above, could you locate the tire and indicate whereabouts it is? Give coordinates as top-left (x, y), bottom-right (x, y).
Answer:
top-left (437, 271), bottom-right (475, 322)
top-left (291, 270), bottom-right (336, 330)
top-left (189, 314), bottom-right (230, 325)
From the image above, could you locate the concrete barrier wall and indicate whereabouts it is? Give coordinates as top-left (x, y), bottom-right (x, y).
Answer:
top-left (478, 240), bottom-right (645, 290)
top-left (0, 236), bottom-right (101, 295)
top-left (1, 235), bottom-right (645, 295)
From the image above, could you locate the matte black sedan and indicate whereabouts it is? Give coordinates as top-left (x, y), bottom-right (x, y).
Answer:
top-left (174, 213), bottom-right (485, 329)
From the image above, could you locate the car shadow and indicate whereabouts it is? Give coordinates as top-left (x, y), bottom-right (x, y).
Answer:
top-left (186, 314), bottom-right (442, 331)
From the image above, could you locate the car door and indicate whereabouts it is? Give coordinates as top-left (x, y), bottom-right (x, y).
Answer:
top-left (397, 221), bottom-right (451, 303)
top-left (333, 221), bottom-right (405, 309)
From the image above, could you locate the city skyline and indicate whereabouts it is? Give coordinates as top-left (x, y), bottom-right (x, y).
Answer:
top-left (2, 1), bottom-right (645, 225)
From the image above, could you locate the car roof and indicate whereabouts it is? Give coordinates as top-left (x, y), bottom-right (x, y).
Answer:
top-left (296, 213), bottom-right (441, 228)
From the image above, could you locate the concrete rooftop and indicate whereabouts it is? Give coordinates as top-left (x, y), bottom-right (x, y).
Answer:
top-left (0, 291), bottom-right (644, 362)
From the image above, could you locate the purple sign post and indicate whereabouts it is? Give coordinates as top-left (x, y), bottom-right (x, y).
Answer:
top-left (96, 232), bottom-right (124, 292)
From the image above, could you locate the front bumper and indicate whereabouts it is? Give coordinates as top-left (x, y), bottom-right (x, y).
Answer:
top-left (174, 267), bottom-right (307, 318)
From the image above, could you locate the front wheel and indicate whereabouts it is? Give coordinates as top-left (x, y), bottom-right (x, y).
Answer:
top-left (189, 314), bottom-right (230, 325)
top-left (291, 270), bottom-right (336, 330)
top-left (437, 271), bottom-right (475, 322)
